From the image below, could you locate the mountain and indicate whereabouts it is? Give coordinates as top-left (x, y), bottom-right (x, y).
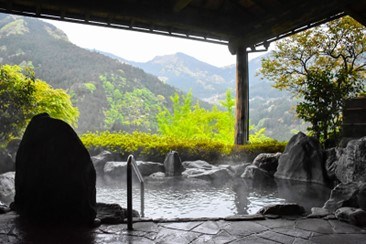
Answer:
top-left (0, 14), bottom-right (193, 133)
top-left (125, 52), bottom-right (285, 102)
top-left (115, 52), bottom-right (306, 141)
top-left (0, 13), bottom-right (306, 141)
top-left (130, 53), bottom-right (234, 101)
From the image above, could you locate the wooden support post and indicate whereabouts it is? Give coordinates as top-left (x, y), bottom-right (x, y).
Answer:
top-left (235, 46), bottom-right (249, 145)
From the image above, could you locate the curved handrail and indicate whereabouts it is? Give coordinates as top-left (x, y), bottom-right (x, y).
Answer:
top-left (126, 154), bottom-right (145, 230)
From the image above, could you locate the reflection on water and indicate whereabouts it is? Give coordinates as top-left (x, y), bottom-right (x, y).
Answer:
top-left (96, 176), bottom-right (331, 219)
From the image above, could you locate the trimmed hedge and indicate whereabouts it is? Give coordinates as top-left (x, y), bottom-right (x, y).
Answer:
top-left (81, 131), bottom-right (286, 163)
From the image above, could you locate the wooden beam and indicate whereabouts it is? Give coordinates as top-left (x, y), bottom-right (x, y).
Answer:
top-left (235, 47), bottom-right (249, 145)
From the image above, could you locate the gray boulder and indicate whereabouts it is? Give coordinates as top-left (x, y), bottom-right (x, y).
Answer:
top-left (323, 182), bottom-right (359, 212)
top-left (136, 161), bottom-right (164, 176)
top-left (274, 132), bottom-right (325, 184)
top-left (0, 172), bottom-right (15, 205)
top-left (335, 207), bottom-right (366, 226)
top-left (252, 152), bottom-right (281, 176)
top-left (307, 207), bottom-right (331, 218)
top-left (335, 137), bottom-right (366, 184)
top-left (257, 203), bottom-right (305, 216)
top-left (104, 161), bottom-right (127, 178)
top-left (104, 160), bottom-right (164, 178)
top-left (324, 147), bottom-right (343, 185)
top-left (92, 150), bottom-right (116, 175)
top-left (182, 168), bottom-right (206, 176)
top-left (96, 202), bottom-right (139, 224)
top-left (231, 163), bottom-right (250, 177)
top-left (357, 182), bottom-right (366, 211)
top-left (148, 172), bottom-right (166, 178)
top-left (182, 160), bottom-right (214, 170)
top-left (217, 164), bottom-right (236, 177)
top-left (164, 151), bottom-right (184, 176)
top-left (241, 165), bottom-right (272, 181)
top-left (181, 160), bottom-right (232, 181)
top-left (182, 167), bottom-right (231, 182)
top-left (0, 151), bottom-right (14, 174)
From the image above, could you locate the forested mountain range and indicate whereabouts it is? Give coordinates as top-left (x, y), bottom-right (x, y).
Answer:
top-left (0, 13), bottom-right (306, 140)
top-left (0, 13), bottom-right (200, 134)
top-left (104, 52), bottom-right (307, 141)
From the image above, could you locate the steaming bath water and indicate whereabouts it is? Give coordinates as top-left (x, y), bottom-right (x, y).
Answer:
top-left (96, 177), bottom-right (331, 219)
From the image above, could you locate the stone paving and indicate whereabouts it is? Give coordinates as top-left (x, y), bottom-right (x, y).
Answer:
top-left (0, 212), bottom-right (365, 243)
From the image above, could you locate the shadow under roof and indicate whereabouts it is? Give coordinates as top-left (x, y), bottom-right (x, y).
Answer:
top-left (0, 0), bottom-right (365, 47)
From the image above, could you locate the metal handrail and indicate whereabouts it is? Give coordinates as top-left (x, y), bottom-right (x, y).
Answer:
top-left (126, 154), bottom-right (145, 230)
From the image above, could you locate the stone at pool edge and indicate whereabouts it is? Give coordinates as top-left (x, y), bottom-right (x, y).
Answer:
top-left (96, 202), bottom-right (139, 225)
top-left (241, 165), bottom-right (272, 181)
top-left (307, 207), bottom-right (331, 218)
top-left (323, 182), bottom-right (359, 212)
top-left (0, 205), bottom-right (10, 214)
top-left (257, 203), bottom-right (306, 216)
top-left (0, 171), bottom-right (15, 206)
top-left (335, 207), bottom-right (366, 227)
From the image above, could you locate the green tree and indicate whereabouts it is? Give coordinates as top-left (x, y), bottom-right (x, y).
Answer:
top-left (259, 16), bottom-right (366, 142)
top-left (100, 73), bottom-right (126, 129)
top-left (0, 65), bottom-right (79, 143)
top-left (33, 80), bottom-right (79, 127)
top-left (101, 72), bottom-right (164, 132)
top-left (157, 91), bottom-right (273, 144)
top-left (0, 65), bottom-right (35, 142)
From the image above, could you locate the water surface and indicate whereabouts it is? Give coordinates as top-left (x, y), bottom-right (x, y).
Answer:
top-left (96, 176), bottom-right (331, 219)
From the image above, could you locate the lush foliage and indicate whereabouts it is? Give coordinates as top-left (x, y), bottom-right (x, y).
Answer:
top-left (259, 16), bottom-right (366, 142)
top-left (157, 91), bottom-right (277, 144)
top-left (0, 64), bottom-right (79, 143)
top-left (81, 131), bottom-right (286, 163)
top-left (0, 65), bottom-right (35, 142)
top-left (101, 72), bottom-right (164, 132)
top-left (296, 70), bottom-right (363, 140)
top-left (0, 14), bottom-right (187, 133)
top-left (32, 79), bottom-right (79, 126)
top-left (0, 14), bottom-right (308, 140)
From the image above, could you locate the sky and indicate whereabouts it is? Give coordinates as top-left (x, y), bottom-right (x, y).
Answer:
top-left (43, 19), bottom-right (266, 67)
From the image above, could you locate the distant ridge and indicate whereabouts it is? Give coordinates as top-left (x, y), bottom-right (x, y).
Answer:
top-left (99, 51), bottom-right (306, 141)
top-left (0, 13), bottom-right (190, 133)
top-left (0, 13), bottom-right (306, 140)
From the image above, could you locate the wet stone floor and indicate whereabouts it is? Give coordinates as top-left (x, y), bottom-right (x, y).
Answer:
top-left (0, 212), bottom-right (366, 243)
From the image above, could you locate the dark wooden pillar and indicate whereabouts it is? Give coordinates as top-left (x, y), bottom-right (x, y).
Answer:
top-left (235, 47), bottom-right (249, 145)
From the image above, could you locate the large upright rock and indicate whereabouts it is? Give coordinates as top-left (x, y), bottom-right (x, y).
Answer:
top-left (335, 137), bottom-right (366, 184)
top-left (274, 132), bottom-right (325, 184)
top-left (163, 151), bottom-right (184, 176)
top-left (13, 113), bottom-right (96, 225)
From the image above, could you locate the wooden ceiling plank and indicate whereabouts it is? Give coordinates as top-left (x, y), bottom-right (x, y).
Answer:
top-left (0, 0), bottom-right (363, 47)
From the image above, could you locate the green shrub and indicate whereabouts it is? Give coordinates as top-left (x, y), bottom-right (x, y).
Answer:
top-left (81, 131), bottom-right (286, 163)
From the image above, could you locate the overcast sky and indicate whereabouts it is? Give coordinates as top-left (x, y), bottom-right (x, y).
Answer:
top-left (43, 19), bottom-right (266, 67)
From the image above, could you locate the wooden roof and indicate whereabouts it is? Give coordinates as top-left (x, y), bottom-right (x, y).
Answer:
top-left (0, 0), bottom-right (365, 49)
